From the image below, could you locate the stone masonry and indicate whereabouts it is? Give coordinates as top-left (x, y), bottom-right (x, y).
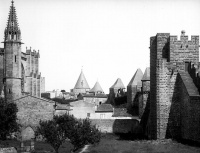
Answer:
top-left (0, 1), bottom-right (45, 102)
top-left (149, 31), bottom-right (200, 142)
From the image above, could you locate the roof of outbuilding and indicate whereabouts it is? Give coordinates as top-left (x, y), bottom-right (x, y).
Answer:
top-left (142, 67), bottom-right (150, 81)
top-left (110, 78), bottom-right (125, 89)
top-left (128, 68), bottom-right (143, 87)
top-left (74, 70), bottom-right (90, 89)
top-left (95, 104), bottom-right (113, 112)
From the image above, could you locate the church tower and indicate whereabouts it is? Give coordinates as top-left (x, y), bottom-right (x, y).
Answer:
top-left (3, 0), bottom-right (23, 102)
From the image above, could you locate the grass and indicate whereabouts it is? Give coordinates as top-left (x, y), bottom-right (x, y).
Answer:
top-left (88, 134), bottom-right (200, 153)
top-left (1, 134), bottom-right (200, 153)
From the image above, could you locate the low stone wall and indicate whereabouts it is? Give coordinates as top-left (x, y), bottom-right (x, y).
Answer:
top-left (91, 119), bottom-right (140, 133)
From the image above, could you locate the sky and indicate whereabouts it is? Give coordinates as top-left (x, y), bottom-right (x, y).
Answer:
top-left (0, 0), bottom-right (200, 94)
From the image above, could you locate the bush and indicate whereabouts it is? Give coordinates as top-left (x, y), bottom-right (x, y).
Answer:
top-left (0, 98), bottom-right (20, 140)
top-left (36, 114), bottom-right (101, 153)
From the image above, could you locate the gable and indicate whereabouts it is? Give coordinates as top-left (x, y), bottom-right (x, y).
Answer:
top-left (15, 95), bottom-right (55, 127)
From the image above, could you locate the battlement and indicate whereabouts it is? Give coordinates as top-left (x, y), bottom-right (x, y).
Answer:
top-left (26, 46), bottom-right (40, 58)
top-left (170, 31), bottom-right (199, 45)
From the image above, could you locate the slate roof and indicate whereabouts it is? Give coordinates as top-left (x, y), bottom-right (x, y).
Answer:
top-left (128, 68), bottom-right (143, 87)
top-left (95, 104), bottom-right (113, 112)
top-left (90, 81), bottom-right (104, 93)
top-left (74, 70), bottom-right (90, 89)
top-left (110, 78), bottom-right (125, 89)
top-left (142, 67), bottom-right (150, 81)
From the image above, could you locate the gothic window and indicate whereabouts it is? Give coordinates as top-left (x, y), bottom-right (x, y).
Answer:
top-left (21, 63), bottom-right (25, 93)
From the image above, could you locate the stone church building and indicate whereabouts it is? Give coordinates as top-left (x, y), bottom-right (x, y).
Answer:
top-left (0, 1), bottom-right (45, 102)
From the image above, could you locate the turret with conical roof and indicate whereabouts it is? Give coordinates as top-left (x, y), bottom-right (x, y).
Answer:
top-left (127, 68), bottom-right (143, 109)
top-left (110, 78), bottom-right (125, 89)
top-left (139, 67), bottom-right (150, 118)
top-left (108, 78), bottom-right (126, 104)
top-left (73, 69), bottom-right (90, 95)
top-left (90, 81), bottom-right (104, 94)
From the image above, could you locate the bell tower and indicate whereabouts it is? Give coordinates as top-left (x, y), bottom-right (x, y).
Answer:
top-left (3, 0), bottom-right (23, 102)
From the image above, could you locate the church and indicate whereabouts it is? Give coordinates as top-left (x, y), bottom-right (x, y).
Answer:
top-left (0, 0), bottom-right (45, 102)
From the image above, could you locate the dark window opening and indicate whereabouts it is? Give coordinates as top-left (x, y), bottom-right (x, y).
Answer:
top-left (8, 89), bottom-right (11, 94)
top-left (87, 113), bottom-right (90, 118)
top-left (15, 55), bottom-right (16, 63)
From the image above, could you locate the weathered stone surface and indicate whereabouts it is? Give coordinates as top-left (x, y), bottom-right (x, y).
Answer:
top-left (14, 95), bottom-right (54, 128)
top-left (149, 32), bottom-right (200, 143)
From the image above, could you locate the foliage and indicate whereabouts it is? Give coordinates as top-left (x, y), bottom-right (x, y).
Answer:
top-left (69, 118), bottom-right (101, 152)
top-left (36, 114), bottom-right (101, 153)
top-left (0, 98), bottom-right (20, 140)
top-left (35, 119), bottom-right (65, 153)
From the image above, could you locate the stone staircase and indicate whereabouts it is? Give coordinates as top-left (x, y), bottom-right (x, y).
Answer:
top-left (179, 71), bottom-right (199, 96)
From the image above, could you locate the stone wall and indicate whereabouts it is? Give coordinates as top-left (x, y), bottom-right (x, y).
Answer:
top-left (15, 95), bottom-right (54, 128)
top-left (149, 32), bottom-right (200, 142)
top-left (0, 53), bottom-right (3, 95)
top-left (91, 119), bottom-right (139, 133)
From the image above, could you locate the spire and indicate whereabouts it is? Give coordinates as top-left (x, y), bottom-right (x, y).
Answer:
top-left (4, 0), bottom-right (21, 42)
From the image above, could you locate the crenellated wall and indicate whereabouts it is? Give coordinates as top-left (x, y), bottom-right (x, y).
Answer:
top-left (149, 31), bottom-right (200, 142)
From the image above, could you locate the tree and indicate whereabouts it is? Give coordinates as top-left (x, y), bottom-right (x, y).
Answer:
top-left (69, 118), bottom-right (101, 152)
top-left (36, 114), bottom-right (101, 153)
top-left (35, 120), bottom-right (65, 153)
top-left (0, 98), bottom-right (20, 140)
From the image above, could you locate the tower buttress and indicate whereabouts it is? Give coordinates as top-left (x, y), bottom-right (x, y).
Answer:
top-left (2, 0), bottom-right (23, 102)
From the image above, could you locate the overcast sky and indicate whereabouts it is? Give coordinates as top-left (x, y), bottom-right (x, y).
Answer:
top-left (0, 0), bottom-right (200, 93)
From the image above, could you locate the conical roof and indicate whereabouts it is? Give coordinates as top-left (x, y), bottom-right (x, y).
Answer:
top-left (110, 78), bottom-right (125, 89)
top-left (74, 70), bottom-right (90, 89)
top-left (142, 67), bottom-right (150, 81)
top-left (128, 68), bottom-right (143, 87)
top-left (90, 81), bottom-right (104, 93)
